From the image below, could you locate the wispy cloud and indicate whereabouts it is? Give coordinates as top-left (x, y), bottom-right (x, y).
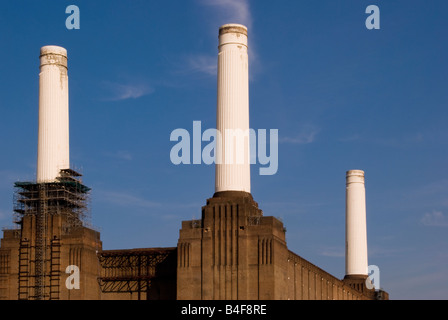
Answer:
top-left (421, 211), bottom-right (448, 227)
top-left (317, 245), bottom-right (402, 259)
top-left (176, 54), bottom-right (217, 77)
top-left (188, 55), bottom-right (217, 76)
top-left (100, 81), bottom-right (154, 101)
top-left (416, 180), bottom-right (448, 197)
top-left (261, 200), bottom-right (329, 217)
top-left (174, 0), bottom-right (259, 80)
top-left (368, 246), bottom-right (409, 258)
top-left (95, 190), bottom-right (202, 212)
top-left (197, 0), bottom-right (260, 78)
top-left (199, 0), bottom-right (252, 28)
top-left (104, 150), bottom-right (133, 161)
top-left (319, 246), bottom-right (344, 258)
top-left (279, 125), bottom-right (320, 144)
top-left (338, 133), bottom-right (362, 142)
top-left (96, 190), bottom-right (161, 209)
top-left (373, 132), bottom-right (425, 148)
top-left (338, 131), bottom-right (431, 147)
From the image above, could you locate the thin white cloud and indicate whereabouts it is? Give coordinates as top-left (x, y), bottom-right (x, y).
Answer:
top-left (372, 132), bottom-right (425, 148)
top-left (100, 81), bottom-right (154, 101)
top-left (188, 55), bottom-right (217, 75)
top-left (199, 0), bottom-right (252, 28)
top-left (104, 150), bottom-right (133, 161)
top-left (96, 191), bottom-right (161, 209)
top-left (417, 180), bottom-right (448, 196)
top-left (338, 133), bottom-right (361, 142)
top-left (279, 125), bottom-right (320, 144)
top-left (319, 246), bottom-right (344, 258)
top-left (368, 246), bottom-right (409, 258)
top-left (178, 54), bottom-right (217, 77)
top-left (95, 190), bottom-right (202, 212)
top-left (319, 245), bottom-right (405, 259)
top-left (421, 211), bottom-right (448, 227)
top-left (179, 0), bottom-right (259, 79)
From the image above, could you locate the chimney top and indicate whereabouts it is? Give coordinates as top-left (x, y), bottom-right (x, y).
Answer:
top-left (40, 45), bottom-right (67, 57)
top-left (219, 24), bottom-right (248, 36)
top-left (39, 46), bottom-right (68, 69)
top-left (346, 170), bottom-right (365, 184)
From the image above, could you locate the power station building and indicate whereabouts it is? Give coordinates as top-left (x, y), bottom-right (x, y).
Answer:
top-left (0, 24), bottom-right (388, 300)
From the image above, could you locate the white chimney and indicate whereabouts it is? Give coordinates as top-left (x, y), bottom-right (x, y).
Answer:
top-left (345, 170), bottom-right (368, 277)
top-left (36, 46), bottom-right (70, 183)
top-left (215, 24), bottom-right (251, 194)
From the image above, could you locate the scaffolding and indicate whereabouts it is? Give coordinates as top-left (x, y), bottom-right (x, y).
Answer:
top-left (13, 169), bottom-right (91, 300)
top-left (13, 169), bottom-right (91, 229)
top-left (97, 248), bottom-right (176, 300)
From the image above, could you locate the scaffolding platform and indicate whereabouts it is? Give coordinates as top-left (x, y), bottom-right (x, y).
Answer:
top-left (97, 247), bottom-right (177, 299)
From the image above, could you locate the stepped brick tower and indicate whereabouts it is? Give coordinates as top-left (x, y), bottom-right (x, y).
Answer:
top-left (176, 24), bottom-right (387, 300)
top-left (0, 46), bottom-right (102, 300)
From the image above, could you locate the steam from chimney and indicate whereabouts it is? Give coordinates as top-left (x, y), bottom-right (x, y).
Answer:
top-left (36, 46), bottom-right (70, 183)
top-left (345, 170), bottom-right (368, 277)
top-left (215, 24), bottom-right (251, 194)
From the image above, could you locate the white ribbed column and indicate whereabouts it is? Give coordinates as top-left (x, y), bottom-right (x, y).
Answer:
top-left (215, 24), bottom-right (250, 193)
top-left (36, 46), bottom-right (70, 183)
top-left (345, 170), bottom-right (368, 276)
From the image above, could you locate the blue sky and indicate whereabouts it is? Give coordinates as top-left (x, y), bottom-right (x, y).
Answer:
top-left (1, 0), bottom-right (447, 300)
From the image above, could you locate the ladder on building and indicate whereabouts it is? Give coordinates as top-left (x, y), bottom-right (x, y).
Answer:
top-left (18, 239), bottom-right (30, 300)
top-left (49, 237), bottom-right (61, 300)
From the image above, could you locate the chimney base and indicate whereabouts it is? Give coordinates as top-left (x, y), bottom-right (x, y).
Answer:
top-left (212, 190), bottom-right (253, 200)
top-left (343, 274), bottom-right (376, 299)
